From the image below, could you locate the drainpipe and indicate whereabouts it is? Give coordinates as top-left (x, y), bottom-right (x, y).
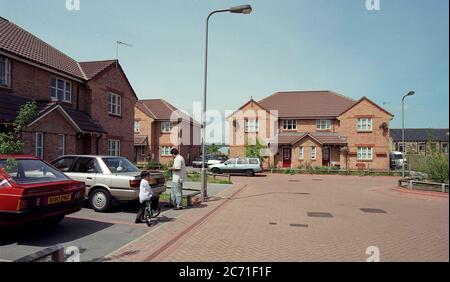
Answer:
top-left (76, 84), bottom-right (80, 111)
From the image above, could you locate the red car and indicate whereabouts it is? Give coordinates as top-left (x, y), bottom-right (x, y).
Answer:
top-left (0, 155), bottom-right (85, 227)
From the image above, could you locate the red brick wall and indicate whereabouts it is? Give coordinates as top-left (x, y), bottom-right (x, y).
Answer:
top-left (21, 110), bottom-right (77, 161)
top-left (337, 99), bottom-right (392, 170)
top-left (87, 65), bottom-right (137, 161)
top-left (6, 58), bottom-right (83, 109)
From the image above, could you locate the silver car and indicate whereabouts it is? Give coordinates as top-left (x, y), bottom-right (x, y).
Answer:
top-left (208, 157), bottom-right (262, 177)
top-left (51, 155), bottom-right (166, 212)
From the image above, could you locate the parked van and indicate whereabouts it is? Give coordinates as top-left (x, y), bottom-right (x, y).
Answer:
top-left (390, 151), bottom-right (407, 170)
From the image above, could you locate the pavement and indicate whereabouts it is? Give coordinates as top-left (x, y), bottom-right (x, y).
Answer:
top-left (104, 174), bottom-right (449, 262)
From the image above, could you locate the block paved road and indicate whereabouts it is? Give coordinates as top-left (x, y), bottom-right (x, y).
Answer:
top-left (120, 174), bottom-right (448, 262)
top-left (0, 183), bottom-right (230, 262)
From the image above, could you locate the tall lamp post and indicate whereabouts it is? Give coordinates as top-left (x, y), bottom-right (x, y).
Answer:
top-left (402, 91), bottom-right (415, 177)
top-left (201, 5), bottom-right (253, 202)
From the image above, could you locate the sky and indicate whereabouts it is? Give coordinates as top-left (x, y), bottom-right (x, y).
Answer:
top-left (1, 0), bottom-right (449, 142)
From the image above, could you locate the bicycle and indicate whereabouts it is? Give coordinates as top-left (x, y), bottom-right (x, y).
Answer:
top-left (142, 196), bottom-right (161, 227)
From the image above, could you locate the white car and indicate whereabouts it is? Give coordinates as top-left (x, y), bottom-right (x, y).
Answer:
top-left (51, 155), bottom-right (166, 212)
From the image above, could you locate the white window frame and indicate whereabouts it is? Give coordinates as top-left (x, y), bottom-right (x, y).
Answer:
top-left (161, 121), bottom-right (173, 133)
top-left (357, 147), bottom-right (373, 160)
top-left (0, 56), bottom-right (11, 87)
top-left (108, 93), bottom-right (122, 116)
top-left (311, 146), bottom-right (317, 160)
top-left (35, 132), bottom-right (44, 159)
top-left (51, 77), bottom-right (72, 103)
top-left (298, 147), bottom-right (304, 160)
top-left (57, 134), bottom-right (65, 156)
top-left (134, 121), bottom-right (140, 133)
top-left (282, 119), bottom-right (297, 131)
top-left (357, 118), bottom-right (373, 132)
top-left (245, 119), bottom-right (259, 133)
top-left (160, 146), bottom-right (172, 156)
top-left (108, 140), bottom-right (121, 156)
top-left (316, 119), bottom-right (332, 130)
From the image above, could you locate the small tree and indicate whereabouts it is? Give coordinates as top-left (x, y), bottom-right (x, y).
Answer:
top-left (0, 101), bottom-right (37, 154)
top-left (245, 138), bottom-right (268, 163)
top-left (207, 144), bottom-right (221, 155)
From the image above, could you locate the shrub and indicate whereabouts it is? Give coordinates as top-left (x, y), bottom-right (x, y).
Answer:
top-left (414, 152), bottom-right (449, 183)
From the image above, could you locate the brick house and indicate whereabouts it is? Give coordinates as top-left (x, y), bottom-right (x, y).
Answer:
top-left (390, 128), bottom-right (449, 155)
top-left (0, 17), bottom-right (137, 161)
top-left (134, 99), bottom-right (201, 166)
top-left (228, 91), bottom-right (393, 170)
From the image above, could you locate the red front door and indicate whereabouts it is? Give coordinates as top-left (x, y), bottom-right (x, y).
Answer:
top-left (323, 147), bottom-right (330, 166)
top-left (282, 148), bottom-right (292, 168)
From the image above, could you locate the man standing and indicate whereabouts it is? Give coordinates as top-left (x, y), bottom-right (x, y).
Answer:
top-left (169, 148), bottom-right (186, 210)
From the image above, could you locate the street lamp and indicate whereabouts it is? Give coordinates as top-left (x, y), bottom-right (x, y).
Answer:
top-left (201, 5), bottom-right (253, 202)
top-left (402, 91), bottom-right (415, 178)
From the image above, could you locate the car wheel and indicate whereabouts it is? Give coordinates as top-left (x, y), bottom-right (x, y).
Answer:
top-left (245, 170), bottom-right (255, 177)
top-left (90, 189), bottom-right (112, 212)
top-left (211, 168), bottom-right (221, 174)
top-left (43, 215), bottom-right (65, 226)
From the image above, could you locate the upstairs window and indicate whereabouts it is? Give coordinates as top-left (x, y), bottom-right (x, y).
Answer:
top-left (161, 121), bottom-right (173, 133)
top-left (0, 56), bottom-right (11, 87)
top-left (282, 120), bottom-right (297, 131)
top-left (245, 119), bottom-right (259, 133)
top-left (316, 120), bottom-right (331, 130)
top-left (108, 93), bottom-right (122, 116)
top-left (51, 78), bottom-right (72, 102)
top-left (357, 118), bottom-right (373, 131)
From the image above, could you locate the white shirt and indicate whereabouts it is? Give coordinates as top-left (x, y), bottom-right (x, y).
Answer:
top-left (172, 155), bottom-right (187, 183)
top-left (139, 179), bottom-right (153, 203)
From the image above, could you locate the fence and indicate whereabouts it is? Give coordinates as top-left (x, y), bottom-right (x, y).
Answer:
top-left (398, 178), bottom-right (449, 193)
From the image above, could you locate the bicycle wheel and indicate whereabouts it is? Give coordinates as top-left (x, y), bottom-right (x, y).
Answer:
top-left (144, 207), bottom-right (152, 227)
top-left (152, 206), bottom-right (161, 218)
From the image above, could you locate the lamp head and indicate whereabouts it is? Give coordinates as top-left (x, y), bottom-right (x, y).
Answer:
top-left (229, 5), bottom-right (252, 14)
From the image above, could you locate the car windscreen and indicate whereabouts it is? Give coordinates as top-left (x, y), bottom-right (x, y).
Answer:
top-left (391, 154), bottom-right (403, 160)
top-left (0, 159), bottom-right (70, 184)
top-left (102, 157), bottom-right (140, 173)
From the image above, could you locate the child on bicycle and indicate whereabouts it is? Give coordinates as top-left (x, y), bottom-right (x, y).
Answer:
top-left (135, 171), bottom-right (153, 224)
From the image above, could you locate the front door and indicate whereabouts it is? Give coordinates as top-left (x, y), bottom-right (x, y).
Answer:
top-left (282, 147), bottom-right (292, 168)
top-left (323, 147), bottom-right (330, 166)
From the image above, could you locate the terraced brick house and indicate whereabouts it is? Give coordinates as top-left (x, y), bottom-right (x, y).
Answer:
top-left (228, 91), bottom-right (394, 170)
top-left (134, 99), bottom-right (201, 166)
top-left (0, 17), bottom-right (137, 161)
top-left (390, 128), bottom-right (449, 155)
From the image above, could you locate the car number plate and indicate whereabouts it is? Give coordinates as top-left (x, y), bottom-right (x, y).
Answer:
top-left (48, 194), bottom-right (72, 205)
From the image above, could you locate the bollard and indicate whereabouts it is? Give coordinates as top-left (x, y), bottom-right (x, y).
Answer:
top-left (409, 180), bottom-right (413, 190)
top-left (443, 184), bottom-right (446, 193)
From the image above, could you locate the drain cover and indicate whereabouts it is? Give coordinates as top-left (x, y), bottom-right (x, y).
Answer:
top-left (269, 222), bottom-right (278, 225)
top-left (307, 212), bottom-right (333, 218)
top-left (290, 224), bottom-right (309, 228)
top-left (360, 208), bottom-right (387, 214)
top-left (289, 180), bottom-right (300, 182)
top-left (312, 179), bottom-right (324, 181)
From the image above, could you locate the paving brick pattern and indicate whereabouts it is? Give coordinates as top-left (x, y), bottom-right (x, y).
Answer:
top-left (106, 174), bottom-right (449, 262)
